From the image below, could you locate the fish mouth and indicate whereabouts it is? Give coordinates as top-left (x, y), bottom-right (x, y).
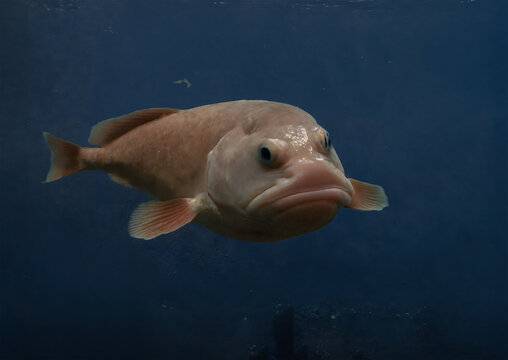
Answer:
top-left (246, 183), bottom-right (352, 213)
top-left (270, 187), bottom-right (351, 210)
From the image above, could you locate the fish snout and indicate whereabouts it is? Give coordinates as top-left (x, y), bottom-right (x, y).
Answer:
top-left (246, 161), bottom-right (353, 213)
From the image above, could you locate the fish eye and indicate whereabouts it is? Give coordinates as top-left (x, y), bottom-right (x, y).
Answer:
top-left (322, 131), bottom-right (331, 152)
top-left (258, 145), bottom-right (273, 164)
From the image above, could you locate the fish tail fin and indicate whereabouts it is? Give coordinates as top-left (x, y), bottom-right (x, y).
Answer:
top-left (43, 132), bottom-right (85, 182)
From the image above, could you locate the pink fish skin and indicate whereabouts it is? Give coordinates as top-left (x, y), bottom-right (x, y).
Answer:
top-left (43, 100), bottom-right (388, 242)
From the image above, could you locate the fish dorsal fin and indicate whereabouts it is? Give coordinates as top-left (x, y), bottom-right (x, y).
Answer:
top-left (347, 178), bottom-right (389, 211)
top-left (89, 108), bottom-right (179, 146)
top-left (128, 198), bottom-right (197, 240)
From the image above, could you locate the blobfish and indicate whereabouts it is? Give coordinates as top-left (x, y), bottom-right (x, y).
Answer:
top-left (43, 100), bottom-right (388, 242)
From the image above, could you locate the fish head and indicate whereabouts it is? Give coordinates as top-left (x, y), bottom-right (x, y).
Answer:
top-left (205, 103), bottom-right (354, 241)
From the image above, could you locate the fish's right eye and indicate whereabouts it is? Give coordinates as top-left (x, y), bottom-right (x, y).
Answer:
top-left (258, 145), bottom-right (273, 165)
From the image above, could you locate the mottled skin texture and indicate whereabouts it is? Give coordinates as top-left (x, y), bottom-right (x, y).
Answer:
top-left (82, 102), bottom-right (231, 200)
top-left (47, 100), bottom-right (387, 242)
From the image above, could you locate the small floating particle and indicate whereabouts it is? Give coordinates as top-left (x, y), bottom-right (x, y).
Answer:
top-left (173, 78), bottom-right (191, 88)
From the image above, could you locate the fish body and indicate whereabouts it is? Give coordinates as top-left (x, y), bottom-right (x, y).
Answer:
top-left (44, 100), bottom-right (388, 242)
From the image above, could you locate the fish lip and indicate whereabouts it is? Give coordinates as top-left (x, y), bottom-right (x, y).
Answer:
top-left (246, 183), bottom-right (352, 212)
top-left (271, 187), bottom-right (352, 210)
top-left (245, 182), bottom-right (284, 212)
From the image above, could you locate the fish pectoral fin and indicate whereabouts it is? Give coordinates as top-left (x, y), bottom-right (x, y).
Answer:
top-left (347, 178), bottom-right (389, 211)
top-left (128, 198), bottom-right (196, 240)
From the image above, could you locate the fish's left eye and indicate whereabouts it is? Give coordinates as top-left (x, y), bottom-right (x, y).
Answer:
top-left (322, 131), bottom-right (331, 152)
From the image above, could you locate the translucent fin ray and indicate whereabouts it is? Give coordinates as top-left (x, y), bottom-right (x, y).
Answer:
top-left (128, 199), bottom-right (196, 240)
top-left (347, 178), bottom-right (388, 211)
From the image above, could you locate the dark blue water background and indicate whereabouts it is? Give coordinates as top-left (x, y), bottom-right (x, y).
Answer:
top-left (1, 0), bottom-right (507, 359)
